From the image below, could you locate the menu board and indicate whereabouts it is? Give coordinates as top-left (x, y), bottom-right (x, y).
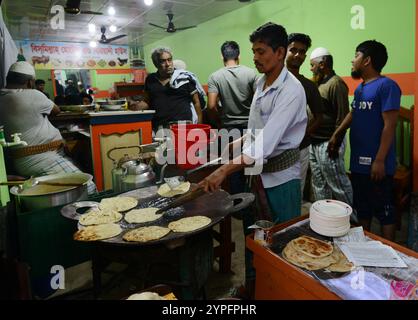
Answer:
top-left (16, 40), bottom-right (130, 70)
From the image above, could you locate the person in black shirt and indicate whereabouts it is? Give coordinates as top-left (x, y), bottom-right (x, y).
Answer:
top-left (130, 47), bottom-right (202, 130)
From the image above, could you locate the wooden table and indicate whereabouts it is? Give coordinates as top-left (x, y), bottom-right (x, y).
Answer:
top-left (163, 164), bottom-right (236, 274)
top-left (246, 215), bottom-right (418, 300)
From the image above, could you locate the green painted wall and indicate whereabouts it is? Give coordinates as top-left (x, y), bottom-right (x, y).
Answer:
top-left (145, 0), bottom-right (415, 171)
top-left (92, 71), bottom-right (133, 93)
top-left (145, 0), bottom-right (415, 81)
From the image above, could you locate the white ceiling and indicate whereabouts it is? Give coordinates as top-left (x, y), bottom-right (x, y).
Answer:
top-left (2, 0), bottom-right (257, 46)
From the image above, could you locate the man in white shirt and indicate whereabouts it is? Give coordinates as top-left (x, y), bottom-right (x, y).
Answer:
top-left (200, 22), bottom-right (307, 224)
top-left (0, 61), bottom-right (96, 194)
top-left (199, 22), bottom-right (307, 299)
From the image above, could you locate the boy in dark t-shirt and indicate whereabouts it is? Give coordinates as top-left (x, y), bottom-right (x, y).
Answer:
top-left (328, 40), bottom-right (401, 241)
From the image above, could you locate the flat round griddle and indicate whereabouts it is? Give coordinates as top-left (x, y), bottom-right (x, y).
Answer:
top-left (61, 184), bottom-right (254, 246)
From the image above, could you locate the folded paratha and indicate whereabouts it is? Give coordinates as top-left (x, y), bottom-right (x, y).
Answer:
top-left (326, 247), bottom-right (354, 272)
top-left (157, 182), bottom-right (191, 198)
top-left (99, 196), bottom-right (138, 212)
top-left (282, 243), bottom-right (337, 271)
top-left (123, 226), bottom-right (171, 242)
top-left (290, 235), bottom-right (333, 258)
top-left (124, 207), bottom-right (160, 224)
top-left (78, 208), bottom-right (122, 226)
top-left (73, 223), bottom-right (122, 241)
top-left (168, 216), bottom-right (211, 233)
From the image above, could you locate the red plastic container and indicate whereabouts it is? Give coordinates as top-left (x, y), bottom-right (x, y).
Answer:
top-left (170, 124), bottom-right (213, 169)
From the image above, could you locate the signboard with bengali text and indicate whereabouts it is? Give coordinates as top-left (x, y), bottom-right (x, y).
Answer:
top-left (16, 40), bottom-right (130, 70)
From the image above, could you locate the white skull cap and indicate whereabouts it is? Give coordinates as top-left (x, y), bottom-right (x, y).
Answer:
top-left (310, 47), bottom-right (331, 60)
top-left (8, 61), bottom-right (36, 77)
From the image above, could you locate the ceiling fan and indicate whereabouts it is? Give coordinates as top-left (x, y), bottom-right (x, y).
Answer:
top-left (99, 26), bottom-right (127, 44)
top-left (149, 13), bottom-right (197, 33)
top-left (64, 0), bottom-right (103, 15)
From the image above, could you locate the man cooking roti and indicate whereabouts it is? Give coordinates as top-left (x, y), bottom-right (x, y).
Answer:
top-left (198, 22), bottom-right (307, 298)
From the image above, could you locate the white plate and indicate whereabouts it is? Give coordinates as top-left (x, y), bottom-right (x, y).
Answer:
top-left (310, 199), bottom-right (352, 218)
top-left (310, 213), bottom-right (350, 227)
top-left (310, 220), bottom-right (351, 237)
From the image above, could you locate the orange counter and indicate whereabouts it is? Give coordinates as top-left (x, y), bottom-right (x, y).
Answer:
top-left (246, 216), bottom-right (418, 300)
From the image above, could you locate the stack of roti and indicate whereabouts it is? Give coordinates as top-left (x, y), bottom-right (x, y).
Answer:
top-left (78, 208), bottom-right (122, 226)
top-left (73, 223), bottom-right (122, 241)
top-left (123, 226), bottom-right (171, 242)
top-left (282, 235), bottom-right (353, 272)
top-left (168, 216), bottom-right (211, 233)
top-left (325, 247), bottom-right (354, 272)
top-left (99, 196), bottom-right (138, 212)
top-left (126, 292), bottom-right (166, 300)
top-left (124, 207), bottom-right (160, 224)
top-left (157, 181), bottom-right (191, 198)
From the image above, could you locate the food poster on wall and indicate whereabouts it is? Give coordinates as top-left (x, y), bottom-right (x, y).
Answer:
top-left (16, 41), bottom-right (130, 70)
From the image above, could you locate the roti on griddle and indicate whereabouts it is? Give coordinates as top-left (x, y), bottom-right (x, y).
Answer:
top-left (73, 223), bottom-right (122, 241)
top-left (168, 216), bottom-right (211, 233)
top-left (78, 208), bottom-right (122, 226)
top-left (157, 182), bottom-right (191, 198)
top-left (122, 226), bottom-right (171, 242)
top-left (124, 207), bottom-right (160, 224)
top-left (290, 235), bottom-right (333, 258)
top-left (326, 247), bottom-right (354, 272)
top-left (99, 196), bottom-right (138, 212)
top-left (282, 243), bottom-right (337, 271)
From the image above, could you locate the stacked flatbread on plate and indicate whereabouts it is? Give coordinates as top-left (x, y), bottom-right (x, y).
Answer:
top-left (73, 223), bottom-right (122, 241)
top-left (78, 208), bottom-right (122, 226)
top-left (124, 207), bottom-right (161, 224)
top-left (157, 182), bottom-right (191, 198)
top-left (99, 196), bottom-right (138, 212)
top-left (168, 216), bottom-right (211, 233)
top-left (282, 235), bottom-right (353, 272)
top-left (123, 226), bottom-right (171, 242)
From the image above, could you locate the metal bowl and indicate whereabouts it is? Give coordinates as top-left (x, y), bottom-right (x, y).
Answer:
top-left (96, 99), bottom-right (126, 106)
top-left (10, 172), bottom-right (93, 211)
top-left (100, 104), bottom-right (125, 111)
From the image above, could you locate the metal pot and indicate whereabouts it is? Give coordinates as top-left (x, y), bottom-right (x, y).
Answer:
top-left (10, 172), bottom-right (92, 211)
top-left (121, 160), bottom-right (156, 192)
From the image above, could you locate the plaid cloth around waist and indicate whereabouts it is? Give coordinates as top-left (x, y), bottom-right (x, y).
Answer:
top-left (262, 148), bottom-right (300, 173)
top-left (9, 140), bottom-right (65, 159)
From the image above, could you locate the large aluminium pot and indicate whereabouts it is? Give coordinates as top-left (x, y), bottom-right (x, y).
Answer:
top-left (10, 172), bottom-right (92, 211)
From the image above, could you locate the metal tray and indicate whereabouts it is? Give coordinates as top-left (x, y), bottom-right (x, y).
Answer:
top-left (61, 184), bottom-right (254, 247)
top-left (59, 104), bottom-right (94, 112)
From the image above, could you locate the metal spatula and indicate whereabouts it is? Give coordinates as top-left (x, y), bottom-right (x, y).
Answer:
top-left (0, 178), bottom-right (84, 189)
top-left (156, 187), bottom-right (206, 215)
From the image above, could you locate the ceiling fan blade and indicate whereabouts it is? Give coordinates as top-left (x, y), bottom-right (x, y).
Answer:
top-left (176, 25), bottom-right (197, 31)
top-left (149, 23), bottom-right (166, 29)
top-left (106, 34), bottom-right (127, 43)
top-left (80, 10), bottom-right (103, 15)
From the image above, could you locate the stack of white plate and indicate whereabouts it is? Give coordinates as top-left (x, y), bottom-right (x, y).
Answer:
top-left (309, 200), bottom-right (352, 237)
